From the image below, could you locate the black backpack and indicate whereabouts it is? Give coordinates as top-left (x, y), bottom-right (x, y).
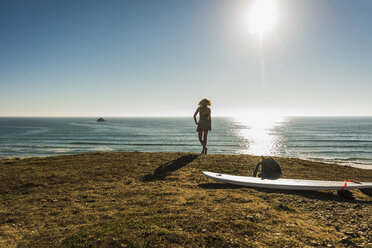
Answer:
top-left (253, 156), bottom-right (282, 179)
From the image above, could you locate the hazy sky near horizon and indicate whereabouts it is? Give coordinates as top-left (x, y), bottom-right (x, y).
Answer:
top-left (1, 0), bottom-right (371, 117)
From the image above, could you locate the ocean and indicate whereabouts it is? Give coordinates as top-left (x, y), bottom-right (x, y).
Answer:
top-left (0, 117), bottom-right (371, 169)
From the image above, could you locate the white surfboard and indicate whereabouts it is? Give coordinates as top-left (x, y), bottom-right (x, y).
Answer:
top-left (203, 171), bottom-right (372, 191)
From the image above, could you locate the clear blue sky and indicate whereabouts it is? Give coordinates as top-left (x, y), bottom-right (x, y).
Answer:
top-left (1, 0), bottom-right (371, 117)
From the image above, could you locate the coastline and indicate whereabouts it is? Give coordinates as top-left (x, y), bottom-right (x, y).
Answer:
top-left (1, 117), bottom-right (372, 171)
top-left (287, 156), bottom-right (372, 171)
top-left (1, 151), bottom-right (371, 247)
top-left (2, 152), bottom-right (372, 170)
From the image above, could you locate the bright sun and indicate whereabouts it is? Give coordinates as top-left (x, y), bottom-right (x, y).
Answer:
top-left (248, 0), bottom-right (278, 37)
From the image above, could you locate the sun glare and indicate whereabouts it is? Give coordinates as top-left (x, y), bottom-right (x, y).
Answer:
top-left (248, 0), bottom-right (278, 37)
top-left (234, 115), bottom-right (286, 156)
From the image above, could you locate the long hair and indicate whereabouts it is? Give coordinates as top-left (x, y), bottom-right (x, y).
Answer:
top-left (198, 98), bottom-right (211, 107)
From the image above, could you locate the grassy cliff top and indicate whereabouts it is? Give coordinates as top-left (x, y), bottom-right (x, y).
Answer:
top-left (1, 152), bottom-right (371, 247)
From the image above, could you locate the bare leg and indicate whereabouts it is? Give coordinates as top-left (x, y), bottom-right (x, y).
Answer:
top-left (203, 130), bottom-right (208, 154)
top-left (198, 131), bottom-right (205, 154)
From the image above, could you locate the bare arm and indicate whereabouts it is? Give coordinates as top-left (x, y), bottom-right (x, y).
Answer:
top-left (193, 108), bottom-right (200, 125)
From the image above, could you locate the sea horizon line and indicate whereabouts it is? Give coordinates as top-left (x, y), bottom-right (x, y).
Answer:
top-left (0, 115), bottom-right (372, 118)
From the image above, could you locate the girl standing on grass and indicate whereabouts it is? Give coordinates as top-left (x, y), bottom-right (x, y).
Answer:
top-left (193, 98), bottom-right (212, 154)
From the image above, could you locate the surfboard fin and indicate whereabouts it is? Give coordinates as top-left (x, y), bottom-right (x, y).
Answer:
top-left (337, 189), bottom-right (354, 199)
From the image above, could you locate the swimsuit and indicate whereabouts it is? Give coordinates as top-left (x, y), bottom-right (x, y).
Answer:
top-left (197, 107), bottom-right (211, 132)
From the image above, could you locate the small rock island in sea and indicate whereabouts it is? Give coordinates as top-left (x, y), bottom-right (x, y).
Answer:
top-left (96, 118), bottom-right (105, 122)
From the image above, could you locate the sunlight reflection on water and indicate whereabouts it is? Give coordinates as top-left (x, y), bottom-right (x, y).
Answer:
top-left (234, 116), bottom-right (286, 156)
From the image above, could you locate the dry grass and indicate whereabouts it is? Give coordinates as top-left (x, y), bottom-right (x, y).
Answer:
top-left (0, 151), bottom-right (371, 247)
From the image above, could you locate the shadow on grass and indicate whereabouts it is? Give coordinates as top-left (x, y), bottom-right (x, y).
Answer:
top-left (198, 183), bottom-right (246, 189)
top-left (255, 188), bottom-right (372, 204)
top-left (198, 183), bottom-right (372, 204)
top-left (142, 154), bottom-right (199, 181)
